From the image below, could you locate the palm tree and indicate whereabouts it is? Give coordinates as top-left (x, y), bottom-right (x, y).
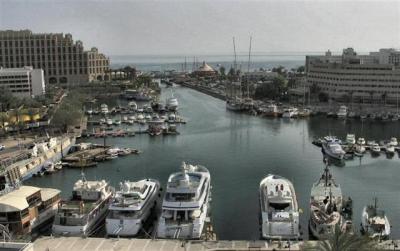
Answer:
top-left (317, 224), bottom-right (378, 251)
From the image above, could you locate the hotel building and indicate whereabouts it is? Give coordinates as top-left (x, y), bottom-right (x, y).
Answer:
top-left (0, 66), bottom-right (45, 98)
top-left (0, 30), bottom-right (109, 85)
top-left (306, 48), bottom-right (400, 102)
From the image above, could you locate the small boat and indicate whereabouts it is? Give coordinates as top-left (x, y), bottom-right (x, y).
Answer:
top-left (106, 118), bottom-right (113, 126)
top-left (99, 118), bottom-right (106, 124)
top-left (392, 113), bottom-right (400, 121)
top-left (370, 143), bottom-right (381, 156)
top-left (137, 108), bottom-right (144, 113)
top-left (382, 113), bottom-right (390, 121)
top-left (145, 114), bottom-right (152, 121)
top-left (86, 109), bottom-right (93, 115)
top-left (263, 104), bottom-right (278, 117)
top-left (347, 111), bottom-right (356, 118)
top-left (106, 179), bottom-right (160, 237)
top-left (385, 144), bottom-right (395, 157)
top-left (128, 101), bottom-right (138, 111)
top-left (145, 106), bottom-right (153, 113)
top-left (100, 104), bottom-right (109, 115)
top-left (260, 174), bottom-right (300, 240)
top-left (226, 98), bottom-right (244, 111)
top-left (346, 134), bottom-right (356, 145)
top-left (282, 107), bottom-right (299, 118)
top-left (122, 116), bottom-right (128, 123)
top-left (148, 119), bottom-right (164, 136)
top-left (357, 137), bottom-right (366, 145)
top-left (369, 113), bottom-right (376, 120)
top-left (389, 137), bottom-right (398, 146)
top-left (127, 119), bottom-right (134, 125)
top-left (167, 113), bottom-right (176, 123)
top-left (298, 108), bottom-right (311, 118)
top-left (114, 120), bottom-right (121, 125)
top-left (166, 96), bottom-right (179, 111)
top-left (355, 144), bottom-right (366, 157)
top-left (106, 153), bottom-right (118, 160)
top-left (361, 198), bottom-right (390, 240)
top-left (360, 114), bottom-right (368, 120)
top-left (322, 142), bottom-right (345, 160)
top-left (128, 115), bottom-right (136, 121)
top-left (336, 105), bottom-right (348, 118)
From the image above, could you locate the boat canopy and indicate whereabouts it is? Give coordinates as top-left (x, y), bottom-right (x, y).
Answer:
top-left (0, 186), bottom-right (41, 212)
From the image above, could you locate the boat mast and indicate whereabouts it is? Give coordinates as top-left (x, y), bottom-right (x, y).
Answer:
top-left (246, 36), bottom-right (252, 99)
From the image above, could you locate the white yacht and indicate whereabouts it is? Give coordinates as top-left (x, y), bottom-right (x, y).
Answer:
top-left (106, 179), bottom-right (160, 237)
top-left (322, 142), bottom-right (345, 160)
top-left (336, 105), bottom-right (348, 118)
top-left (106, 118), bottom-right (113, 126)
top-left (357, 137), bottom-right (366, 145)
top-left (100, 104), bottom-right (109, 115)
top-left (166, 96), bottom-right (179, 111)
top-left (52, 175), bottom-right (113, 236)
top-left (355, 144), bottom-right (366, 156)
top-left (259, 175), bottom-right (300, 240)
top-left (386, 144), bottom-right (395, 156)
top-left (128, 101), bottom-right (138, 111)
top-left (226, 98), bottom-right (244, 111)
top-left (156, 162), bottom-right (211, 239)
top-left (390, 137), bottom-right (398, 146)
top-left (361, 198), bottom-right (391, 240)
top-left (282, 107), bottom-right (298, 118)
top-left (346, 134), bottom-right (356, 145)
top-left (371, 143), bottom-right (381, 156)
top-left (309, 165), bottom-right (343, 239)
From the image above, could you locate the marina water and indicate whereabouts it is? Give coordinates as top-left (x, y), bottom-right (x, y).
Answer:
top-left (26, 85), bottom-right (400, 240)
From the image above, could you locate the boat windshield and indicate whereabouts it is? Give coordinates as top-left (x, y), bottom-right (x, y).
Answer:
top-left (269, 202), bottom-right (291, 211)
top-left (108, 210), bottom-right (140, 219)
top-left (166, 192), bottom-right (196, 202)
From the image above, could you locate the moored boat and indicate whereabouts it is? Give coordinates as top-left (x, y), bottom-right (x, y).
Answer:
top-left (361, 198), bottom-right (390, 240)
top-left (309, 165), bottom-right (343, 239)
top-left (52, 175), bottom-right (113, 237)
top-left (259, 174), bottom-right (300, 240)
top-left (156, 162), bottom-right (211, 239)
top-left (106, 179), bottom-right (160, 237)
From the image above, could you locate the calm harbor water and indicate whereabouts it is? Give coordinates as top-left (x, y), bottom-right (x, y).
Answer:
top-left (27, 85), bottom-right (400, 240)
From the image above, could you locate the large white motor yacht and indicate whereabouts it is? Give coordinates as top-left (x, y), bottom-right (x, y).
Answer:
top-left (52, 175), bottom-right (113, 236)
top-left (156, 162), bottom-right (211, 239)
top-left (259, 174), bottom-right (300, 240)
top-left (309, 165), bottom-right (343, 239)
top-left (106, 179), bottom-right (160, 236)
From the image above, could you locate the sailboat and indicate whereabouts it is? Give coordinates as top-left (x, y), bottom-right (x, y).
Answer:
top-left (226, 37), bottom-right (244, 112)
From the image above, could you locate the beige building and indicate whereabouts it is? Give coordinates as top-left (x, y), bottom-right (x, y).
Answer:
top-left (0, 30), bottom-right (109, 85)
top-left (306, 48), bottom-right (400, 102)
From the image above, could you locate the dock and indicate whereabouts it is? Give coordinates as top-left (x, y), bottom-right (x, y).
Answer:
top-left (32, 237), bottom-right (303, 251)
top-left (62, 147), bottom-right (108, 162)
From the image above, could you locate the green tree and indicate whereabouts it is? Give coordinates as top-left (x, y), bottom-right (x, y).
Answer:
top-left (219, 66), bottom-right (226, 77)
top-left (254, 76), bottom-right (286, 100)
top-left (318, 224), bottom-right (378, 251)
top-left (297, 65), bottom-right (305, 73)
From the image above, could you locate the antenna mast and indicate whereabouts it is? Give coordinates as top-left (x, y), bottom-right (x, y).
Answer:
top-left (233, 37), bottom-right (237, 72)
top-left (247, 36), bottom-right (252, 99)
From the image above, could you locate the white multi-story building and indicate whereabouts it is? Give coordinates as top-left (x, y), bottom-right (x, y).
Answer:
top-left (0, 66), bottom-right (45, 98)
top-left (306, 48), bottom-right (400, 102)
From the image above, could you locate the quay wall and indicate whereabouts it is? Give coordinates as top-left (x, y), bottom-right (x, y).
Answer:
top-left (30, 237), bottom-right (399, 251)
top-left (176, 81), bottom-right (226, 101)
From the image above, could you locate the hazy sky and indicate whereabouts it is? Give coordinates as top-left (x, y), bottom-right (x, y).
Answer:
top-left (0, 0), bottom-right (399, 56)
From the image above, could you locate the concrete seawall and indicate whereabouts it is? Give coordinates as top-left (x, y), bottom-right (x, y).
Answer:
top-left (177, 82), bottom-right (226, 101)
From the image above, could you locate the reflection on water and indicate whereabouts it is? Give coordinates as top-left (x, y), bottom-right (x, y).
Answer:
top-left (27, 85), bottom-right (400, 240)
